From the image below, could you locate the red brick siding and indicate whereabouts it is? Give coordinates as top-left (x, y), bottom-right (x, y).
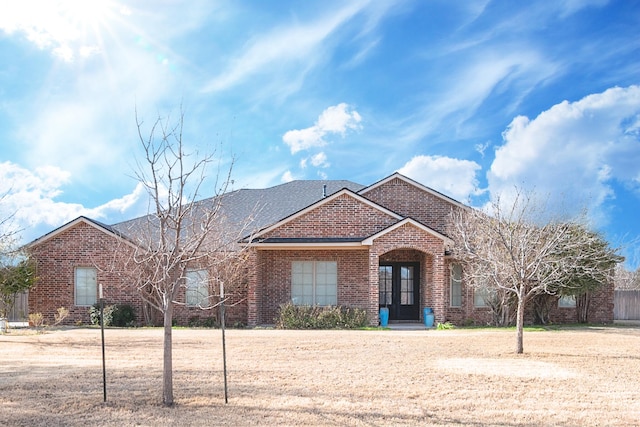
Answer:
top-left (368, 223), bottom-right (446, 324)
top-left (362, 177), bottom-right (460, 235)
top-left (254, 249), bottom-right (369, 324)
top-left (441, 258), bottom-right (614, 326)
top-left (28, 221), bottom-right (247, 326)
top-left (28, 222), bottom-right (144, 326)
top-left (262, 194), bottom-right (398, 239)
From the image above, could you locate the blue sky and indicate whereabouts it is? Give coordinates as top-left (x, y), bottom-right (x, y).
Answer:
top-left (1, 0), bottom-right (639, 268)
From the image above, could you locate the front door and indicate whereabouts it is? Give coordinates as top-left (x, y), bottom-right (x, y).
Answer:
top-left (379, 263), bottom-right (420, 321)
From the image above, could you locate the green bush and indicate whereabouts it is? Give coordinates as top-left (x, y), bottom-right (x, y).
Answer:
top-left (89, 304), bottom-right (114, 326)
top-left (89, 303), bottom-right (136, 327)
top-left (188, 316), bottom-right (218, 328)
top-left (276, 303), bottom-right (368, 329)
top-left (111, 304), bottom-right (136, 327)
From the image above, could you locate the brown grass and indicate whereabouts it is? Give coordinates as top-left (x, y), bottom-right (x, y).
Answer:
top-left (1, 326), bottom-right (639, 426)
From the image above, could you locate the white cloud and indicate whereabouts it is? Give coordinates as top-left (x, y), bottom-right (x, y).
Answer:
top-left (283, 103), bottom-right (362, 154)
top-left (398, 155), bottom-right (482, 202)
top-left (201, 1), bottom-right (370, 94)
top-left (281, 170), bottom-right (295, 183)
top-left (0, 161), bottom-right (146, 240)
top-left (310, 152), bottom-right (330, 168)
top-left (488, 85), bottom-right (640, 224)
top-left (397, 47), bottom-right (561, 146)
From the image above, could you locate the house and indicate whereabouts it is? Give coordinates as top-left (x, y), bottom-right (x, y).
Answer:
top-left (27, 173), bottom-right (614, 326)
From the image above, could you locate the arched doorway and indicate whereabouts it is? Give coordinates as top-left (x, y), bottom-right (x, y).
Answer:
top-left (379, 249), bottom-right (426, 321)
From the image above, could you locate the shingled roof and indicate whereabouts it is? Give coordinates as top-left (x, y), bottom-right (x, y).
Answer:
top-left (110, 179), bottom-right (365, 240)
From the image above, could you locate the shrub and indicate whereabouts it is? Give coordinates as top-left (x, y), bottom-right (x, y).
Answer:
top-left (111, 304), bottom-right (136, 327)
top-left (29, 312), bottom-right (44, 330)
top-left (276, 303), bottom-right (368, 329)
top-left (89, 304), bottom-right (136, 327)
top-left (89, 304), bottom-right (114, 326)
top-left (188, 316), bottom-right (218, 328)
top-left (436, 322), bottom-right (455, 330)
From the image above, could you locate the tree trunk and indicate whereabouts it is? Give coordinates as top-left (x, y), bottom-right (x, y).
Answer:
top-left (162, 300), bottom-right (174, 406)
top-left (515, 294), bottom-right (525, 354)
top-left (576, 292), bottom-right (590, 323)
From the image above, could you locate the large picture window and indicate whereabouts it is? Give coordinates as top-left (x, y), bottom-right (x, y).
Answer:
top-left (291, 261), bottom-right (337, 306)
top-left (186, 269), bottom-right (210, 307)
top-left (474, 287), bottom-right (492, 307)
top-left (450, 263), bottom-right (462, 307)
top-left (75, 267), bottom-right (97, 306)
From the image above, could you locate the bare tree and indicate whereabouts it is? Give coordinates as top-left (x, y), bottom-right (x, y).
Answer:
top-left (448, 189), bottom-right (621, 354)
top-left (113, 109), bottom-right (254, 406)
top-left (614, 264), bottom-right (640, 290)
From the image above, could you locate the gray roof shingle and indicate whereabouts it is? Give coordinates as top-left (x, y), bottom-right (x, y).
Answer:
top-left (111, 179), bottom-right (365, 240)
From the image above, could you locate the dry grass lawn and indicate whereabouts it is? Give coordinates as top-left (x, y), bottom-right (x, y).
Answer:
top-left (1, 325), bottom-right (639, 426)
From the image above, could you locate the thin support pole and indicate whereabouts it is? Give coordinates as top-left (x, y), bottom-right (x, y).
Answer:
top-left (100, 297), bottom-right (107, 403)
top-left (220, 281), bottom-right (228, 404)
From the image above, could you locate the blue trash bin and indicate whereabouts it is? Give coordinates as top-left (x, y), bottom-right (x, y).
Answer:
top-left (423, 307), bottom-right (434, 328)
top-left (379, 307), bottom-right (389, 327)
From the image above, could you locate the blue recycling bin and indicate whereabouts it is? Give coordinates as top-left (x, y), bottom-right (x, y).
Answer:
top-left (379, 307), bottom-right (389, 327)
top-left (423, 307), bottom-right (434, 328)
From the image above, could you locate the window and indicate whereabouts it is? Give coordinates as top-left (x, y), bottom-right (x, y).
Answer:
top-left (292, 261), bottom-right (337, 306)
top-left (558, 295), bottom-right (576, 308)
top-left (400, 266), bottom-right (414, 305)
top-left (379, 265), bottom-right (392, 306)
top-left (75, 267), bottom-right (97, 306)
top-left (450, 263), bottom-right (462, 307)
top-left (474, 287), bottom-right (492, 307)
top-left (186, 269), bottom-right (210, 307)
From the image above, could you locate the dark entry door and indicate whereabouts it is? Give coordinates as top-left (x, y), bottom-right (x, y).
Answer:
top-left (379, 263), bottom-right (420, 321)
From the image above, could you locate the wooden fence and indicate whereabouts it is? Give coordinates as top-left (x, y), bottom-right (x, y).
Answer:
top-left (1, 292), bottom-right (29, 321)
top-left (614, 290), bottom-right (640, 320)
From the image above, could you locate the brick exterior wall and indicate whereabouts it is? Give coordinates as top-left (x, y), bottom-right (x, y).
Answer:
top-left (28, 221), bottom-right (145, 326)
top-left (28, 220), bottom-right (247, 327)
top-left (261, 193), bottom-right (398, 239)
top-left (28, 175), bottom-right (614, 328)
top-left (368, 223), bottom-right (446, 324)
top-left (362, 177), bottom-right (457, 235)
top-left (253, 249), bottom-right (370, 324)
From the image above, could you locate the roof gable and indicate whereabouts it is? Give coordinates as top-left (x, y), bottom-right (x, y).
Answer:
top-left (362, 218), bottom-right (452, 246)
top-left (28, 216), bottom-right (135, 249)
top-left (359, 172), bottom-right (468, 210)
top-left (251, 188), bottom-right (403, 240)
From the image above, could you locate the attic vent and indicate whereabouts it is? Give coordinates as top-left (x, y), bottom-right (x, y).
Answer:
top-left (323, 184), bottom-right (327, 198)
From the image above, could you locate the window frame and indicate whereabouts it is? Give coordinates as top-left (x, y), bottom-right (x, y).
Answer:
top-left (75, 267), bottom-right (97, 307)
top-left (450, 263), bottom-right (462, 307)
top-left (185, 269), bottom-right (210, 308)
top-left (474, 287), bottom-right (492, 308)
top-left (291, 260), bottom-right (337, 306)
top-left (558, 295), bottom-right (576, 308)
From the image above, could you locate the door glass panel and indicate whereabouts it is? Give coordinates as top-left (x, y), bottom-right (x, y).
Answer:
top-left (400, 266), bottom-right (414, 305)
top-left (379, 266), bottom-right (392, 305)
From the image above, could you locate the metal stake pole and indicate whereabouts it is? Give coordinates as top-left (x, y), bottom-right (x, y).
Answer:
top-left (220, 281), bottom-right (228, 404)
top-left (99, 285), bottom-right (107, 403)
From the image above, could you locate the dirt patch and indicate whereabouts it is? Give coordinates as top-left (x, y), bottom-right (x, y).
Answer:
top-left (1, 326), bottom-right (639, 426)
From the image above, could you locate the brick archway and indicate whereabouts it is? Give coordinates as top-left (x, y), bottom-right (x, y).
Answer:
top-left (367, 222), bottom-right (447, 325)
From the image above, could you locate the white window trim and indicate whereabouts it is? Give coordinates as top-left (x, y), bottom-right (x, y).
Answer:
top-left (291, 261), bottom-right (337, 306)
top-left (185, 269), bottom-right (210, 307)
top-left (450, 263), bottom-right (462, 307)
top-left (75, 267), bottom-right (97, 307)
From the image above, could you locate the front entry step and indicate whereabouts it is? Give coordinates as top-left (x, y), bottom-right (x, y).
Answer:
top-left (387, 322), bottom-right (427, 330)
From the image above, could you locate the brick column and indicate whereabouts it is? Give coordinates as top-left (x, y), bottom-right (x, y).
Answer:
top-left (246, 249), bottom-right (260, 326)
top-left (432, 249), bottom-right (446, 324)
top-left (368, 248), bottom-right (380, 326)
